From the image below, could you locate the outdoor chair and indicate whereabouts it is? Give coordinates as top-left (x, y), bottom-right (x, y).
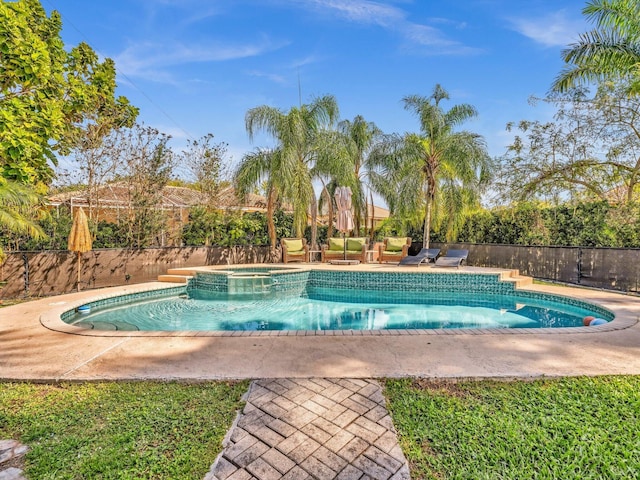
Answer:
top-left (433, 249), bottom-right (468, 268)
top-left (398, 248), bottom-right (440, 266)
top-left (281, 238), bottom-right (309, 263)
top-left (321, 237), bottom-right (368, 263)
top-left (378, 237), bottom-right (411, 263)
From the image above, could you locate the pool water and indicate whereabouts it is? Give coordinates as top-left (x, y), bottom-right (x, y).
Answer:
top-left (69, 287), bottom-right (603, 331)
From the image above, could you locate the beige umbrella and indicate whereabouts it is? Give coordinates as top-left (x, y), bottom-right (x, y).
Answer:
top-left (68, 207), bottom-right (92, 292)
top-left (334, 186), bottom-right (354, 260)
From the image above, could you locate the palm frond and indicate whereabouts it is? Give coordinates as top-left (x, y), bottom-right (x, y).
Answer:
top-left (233, 148), bottom-right (276, 198)
top-left (583, 0), bottom-right (640, 37)
top-left (553, 1), bottom-right (640, 92)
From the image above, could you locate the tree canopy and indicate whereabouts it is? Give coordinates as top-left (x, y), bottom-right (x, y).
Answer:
top-left (0, 0), bottom-right (138, 189)
top-left (0, 176), bottom-right (45, 260)
top-left (237, 95), bottom-right (343, 248)
top-left (498, 83), bottom-right (640, 205)
top-left (553, 0), bottom-right (640, 94)
top-left (372, 85), bottom-right (491, 248)
top-left (336, 115), bottom-right (383, 235)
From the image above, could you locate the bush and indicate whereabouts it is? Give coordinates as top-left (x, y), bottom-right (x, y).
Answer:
top-left (457, 201), bottom-right (640, 247)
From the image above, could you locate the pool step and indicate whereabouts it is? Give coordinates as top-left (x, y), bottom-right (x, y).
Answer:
top-left (513, 276), bottom-right (533, 288)
top-left (500, 270), bottom-right (533, 288)
top-left (166, 268), bottom-right (200, 276)
top-left (158, 274), bottom-right (193, 284)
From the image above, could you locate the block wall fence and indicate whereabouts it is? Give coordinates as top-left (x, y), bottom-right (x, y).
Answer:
top-left (1, 243), bottom-right (639, 299)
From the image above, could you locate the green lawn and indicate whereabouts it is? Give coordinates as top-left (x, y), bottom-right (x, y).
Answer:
top-left (384, 376), bottom-right (640, 479)
top-left (2, 377), bottom-right (638, 479)
top-left (0, 381), bottom-right (248, 479)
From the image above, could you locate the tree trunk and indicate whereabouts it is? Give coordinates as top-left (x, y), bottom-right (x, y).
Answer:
top-left (424, 196), bottom-right (432, 249)
top-left (310, 194), bottom-right (318, 249)
top-left (266, 187), bottom-right (277, 254)
top-left (363, 192), bottom-right (369, 238)
top-left (369, 190), bottom-right (375, 242)
top-left (325, 186), bottom-right (334, 239)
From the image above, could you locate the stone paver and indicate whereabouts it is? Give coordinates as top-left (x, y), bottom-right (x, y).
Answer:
top-left (0, 440), bottom-right (28, 480)
top-left (208, 379), bottom-right (410, 480)
top-left (0, 468), bottom-right (27, 480)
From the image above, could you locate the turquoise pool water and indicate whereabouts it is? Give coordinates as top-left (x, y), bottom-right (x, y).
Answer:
top-left (67, 286), bottom-right (606, 332)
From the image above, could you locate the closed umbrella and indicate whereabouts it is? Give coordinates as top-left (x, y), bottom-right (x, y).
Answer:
top-left (334, 186), bottom-right (354, 260)
top-left (68, 207), bottom-right (92, 292)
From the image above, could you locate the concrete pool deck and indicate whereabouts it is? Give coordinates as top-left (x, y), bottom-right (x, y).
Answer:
top-left (1, 264), bottom-right (639, 381)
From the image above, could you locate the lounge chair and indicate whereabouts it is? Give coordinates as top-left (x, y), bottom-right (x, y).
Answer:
top-left (398, 248), bottom-right (440, 266)
top-left (434, 249), bottom-right (468, 268)
top-left (281, 238), bottom-right (309, 263)
top-left (378, 237), bottom-right (411, 263)
top-left (321, 237), bottom-right (368, 263)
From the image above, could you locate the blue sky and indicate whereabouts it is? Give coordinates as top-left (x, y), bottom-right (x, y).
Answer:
top-left (44, 0), bottom-right (589, 177)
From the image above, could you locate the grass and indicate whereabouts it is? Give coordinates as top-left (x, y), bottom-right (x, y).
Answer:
top-left (0, 381), bottom-right (248, 479)
top-left (3, 377), bottom-right (639, 479)
top-left (384, 376), bottom-right (640, 480)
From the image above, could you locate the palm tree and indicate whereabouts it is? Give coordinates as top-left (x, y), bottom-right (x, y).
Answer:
top-left (234, 148), bottom-right (282, 253)
top-left (238, 95), bottom-right (341, 249)
top-left (553, 0), bottom-right (640, 94)
top-left (0, 178), bottom-right (45, 261)
top-left (337, 116), bottom-right (383, 236)
top-left (371, 85), bottom-right (491, 248)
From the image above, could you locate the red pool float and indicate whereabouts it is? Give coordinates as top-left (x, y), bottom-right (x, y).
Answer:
top-left (583, 316), bottom-right (595, 326)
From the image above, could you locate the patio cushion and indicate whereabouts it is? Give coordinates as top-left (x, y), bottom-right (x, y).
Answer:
top-left (347, 237), bottom-right (366, 251)
top-left (282, 239), bottom-right (303, 252)
top-left (328, 238), bottom-right (344, 251)
top-left (386, 237), bottom-right (407, 252)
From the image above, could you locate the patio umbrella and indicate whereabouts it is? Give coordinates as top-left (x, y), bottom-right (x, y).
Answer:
top-left (68, 207), bottom-right (92, 292)
top-left (334, 186), bottom-right (354, 260)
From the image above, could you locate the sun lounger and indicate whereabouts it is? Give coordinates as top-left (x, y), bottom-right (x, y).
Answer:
top-left (434, 249), bottom-right (468, 268)
top-left (398, 248), bottom-right (440, 266)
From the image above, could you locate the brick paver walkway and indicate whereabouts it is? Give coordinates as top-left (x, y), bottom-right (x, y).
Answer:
top-left (205, 378), bottom-right (410, 480)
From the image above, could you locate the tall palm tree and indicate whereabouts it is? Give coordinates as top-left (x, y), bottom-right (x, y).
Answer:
top-left (239, 95), bottom-right (341, 248)
top-left (337, 116), bottom-right (383, 235)
top-left (553, 0), bottom-right (640, 94)
top-left (371, 85), bottom-right (491, 248)
top-left (0, 178), bottom-right (45, 261)
top-left (234, 148), bottom-right (282, 253)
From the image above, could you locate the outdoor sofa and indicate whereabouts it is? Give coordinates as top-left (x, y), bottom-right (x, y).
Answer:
top-left (321, 237), bottom-right (368, 263)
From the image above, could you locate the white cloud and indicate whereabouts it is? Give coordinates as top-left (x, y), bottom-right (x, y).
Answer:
top-left (114, 37), bottom-right (289, 83)
top-left (305, 0), bottom-right (404, 27)
top-left (154, 125), bottom-right (194, 140)
top-left (247, 70), bottom-right (288, 85)
top-left (291, 54), bottom-right (323, 68)
top-left (179, 7), bottom-right (224, 28)
top-left (508, 10), bottom-right (584, 48)
top-left (402, 24), bottom-right (482, 55)
top-left (286, 0), bottom-right (475, 55)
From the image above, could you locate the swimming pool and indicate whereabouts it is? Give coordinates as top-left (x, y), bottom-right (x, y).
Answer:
top-left (63, 268), bottom-right (614, 332)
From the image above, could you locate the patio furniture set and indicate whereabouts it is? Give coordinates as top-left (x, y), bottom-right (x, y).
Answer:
top-left (280, 237), bottom-right (468, 267)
